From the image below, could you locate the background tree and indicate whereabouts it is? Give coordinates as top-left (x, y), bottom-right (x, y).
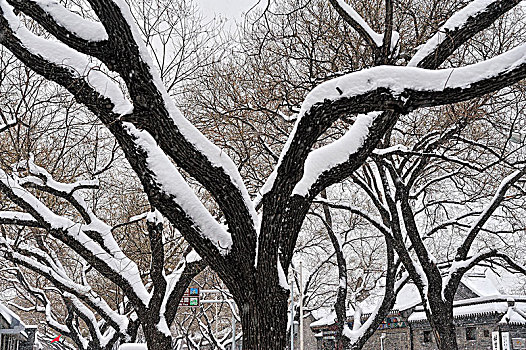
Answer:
top-left (0, 0), bottom-right (525, 349)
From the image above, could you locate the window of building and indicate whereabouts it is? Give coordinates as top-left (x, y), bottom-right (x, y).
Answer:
top-left (424, 330), bottom-right (432, 343)
top-left (0, 334), bottom-right (7, 350)
top-left (484, 330), bottom-right (490, 337)
top-left (0, 335), bottom-right (19, 350)
top-left (466, 327), bottom-right (477, 341)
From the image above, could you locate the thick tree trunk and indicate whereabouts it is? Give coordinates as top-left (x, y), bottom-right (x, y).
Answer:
top-left (428, 297), bottom-right (458, 350)
top-left (238, 292), bottom-right (289, 350)
top-left (143, 322), bottom-right (173, 350)
top-left (432, 316), bottom-right (458, 350)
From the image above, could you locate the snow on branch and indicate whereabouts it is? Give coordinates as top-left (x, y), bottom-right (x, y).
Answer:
top-left (13, 156), bottom-right (99, 223)
top-left (4, 0), bottom-right (258, 255)
top-left (343, 269), bottom-right (408, 346)
top-left (264, 43), bottom-right (526, 199)
top-left (409, 0), bottom-right (522, 68)
top-left (0, 1), bottom-right (132, 115)
top-left (12, 0), bottom-right (108, 42)
top-left (94, 0), bottom-right (259, 232)
top-left (0, 166), bottom-right (151, 306)
top-left (456, 167), bottom-right (526, 260)
top-left (125, 123), bottom-right (233, 254)
top-left (0, 211), bottom-right (41, 227)
top-left (293, 112), bottom-right (381, 196)
top-left (0, 237), bottom-right (130, 333)
top-left (299, 44), bottom-right (526, 120)
top-left (328, 0), bottom-right (384, 47)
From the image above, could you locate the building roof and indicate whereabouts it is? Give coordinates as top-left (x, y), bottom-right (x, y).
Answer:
top-left (409, 298), bottom-right (526, 322)
top-left (499, 304), bottom-right (526, 325)
top-left (0, 303), bottom-right (27, 339)
top-left (310, 268), bottom-right (526, 329)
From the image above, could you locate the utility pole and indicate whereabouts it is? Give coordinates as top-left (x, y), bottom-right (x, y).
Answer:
top-left (299, 261), bottom-right (304, 350)
top-left (199, 289), bottom-right (236, 350)
top-left (290, 278), bottom-right (295, 350)
top-left (231, 309), bottom-right (236, 350)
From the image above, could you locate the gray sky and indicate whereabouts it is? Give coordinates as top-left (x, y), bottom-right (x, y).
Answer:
top-left (196, 0), bottom-right (260, 20)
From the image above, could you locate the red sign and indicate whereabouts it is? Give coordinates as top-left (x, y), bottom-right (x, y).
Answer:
top-left (51, 335), bottom-right (61, 343)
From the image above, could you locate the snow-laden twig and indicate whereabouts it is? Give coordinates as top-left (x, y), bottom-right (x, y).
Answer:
top-left (0, 166), bottom-right (151, 305)
top-left (0, 1), bottom-right (131, 114)
top-left (328, 0), bottom-right (384, 47)
top-left (409, 0), bottom-right (515, 67)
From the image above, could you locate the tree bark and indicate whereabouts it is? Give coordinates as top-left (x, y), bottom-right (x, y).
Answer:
top-left (142, 321), bottom-right (173, 350)
top-left (238, 290), bottom-right (289, 350)
top-left (432, 315), bottom-right (458, 350)
top-left (428, 298), bottom-right (458, 350)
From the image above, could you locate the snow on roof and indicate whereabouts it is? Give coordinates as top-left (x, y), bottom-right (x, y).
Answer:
top-left (409, 299), bottom-right (526, 322)
top-left (310, 310), bottom-right (337, 328)
top-left (463, 268), bottom-right (526, 296)
top-left (394, 283), bottom-right (421, 311)
top-left (461, 269), bottom-right (505, 297)
top-left (310, 269), bottom-right (526, 328)
top-left (500, 306), bottom-right (526, 325)
top-left (119, 344), bottom-right (148, 350)
top-left (0, 303), bottom-right (25, 329)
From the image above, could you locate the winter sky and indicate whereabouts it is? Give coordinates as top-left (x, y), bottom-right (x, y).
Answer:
top-left (196, 0), bottom-right (261, 21)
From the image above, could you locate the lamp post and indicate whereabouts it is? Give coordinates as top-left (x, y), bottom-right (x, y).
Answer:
top-left (380, 333), bottom-right (386, 350)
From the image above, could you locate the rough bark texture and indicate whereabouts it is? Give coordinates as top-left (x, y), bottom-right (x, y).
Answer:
top-left (0, 0), bottom-right (525, 349)
top-left (236, 281), bottom-right (289, 349)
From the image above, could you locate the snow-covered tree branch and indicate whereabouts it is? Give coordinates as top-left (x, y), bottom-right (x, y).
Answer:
top-left (0, 0), bottom-right (525, 349)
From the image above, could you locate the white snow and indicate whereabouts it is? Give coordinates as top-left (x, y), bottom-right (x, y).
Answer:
top-left (263, 43), bottom-right (525, 199)
top-left (0, 211), bottom-right (36, 222)
top-left (124, 122), bottom-right (233, 253)
top-left (0, 237), bottom-right (130, 334)
top-left (394, 283), bottom-right (421, 311)
top-left (300, 44), bottom-right (525, 118)
top-left (462, 273), bottom-right (501, 297)
top-left (0, 2), bottom-right (132, 115)
top-left (310, 310), bottom-right (337, 328)
top-left (409, 300), bottom-right (526, 321)
top-left (409, 0), bottom-right (499, 67)
top-left (146, 209), bottom-right (163, 225)
top-left (293, 112), bottom-right (380, 196)
top-left (277, 256), bottom-right (290, 291)
top-left (0, 303), bottom-right (19, 326)
top-left (34, 0), bottom-right (108, 41)
top-left (119, 344), bottom-right (147, 350)
top-left (335, 0), bottom-right (384, 47)
top-left (157, 316), bottom-right (171, 337)
top-left (0, 168), bottom-right (151, 306)
top-left (159, 252), bottom-right (201, 329)
top-left (109, 0), bottom-right (258, 230)
top-left (373, 144), bottom-right (409, 155)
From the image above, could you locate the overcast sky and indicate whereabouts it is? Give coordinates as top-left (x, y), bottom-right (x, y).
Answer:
top-left (196, 0), bottom-right (260, 20)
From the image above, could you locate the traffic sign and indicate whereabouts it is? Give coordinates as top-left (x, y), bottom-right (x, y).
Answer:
top-left (180, 287), bottom-right (200, 307)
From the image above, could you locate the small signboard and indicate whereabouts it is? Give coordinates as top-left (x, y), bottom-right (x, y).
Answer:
top-left (180, 287), bottom-right (200, 307)
top-left (502, 332), bottom-right (511, 350)
top-left (493, 332), bottom-right (502, 350)
top-left (513, 338), bottom-right (526, 350)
